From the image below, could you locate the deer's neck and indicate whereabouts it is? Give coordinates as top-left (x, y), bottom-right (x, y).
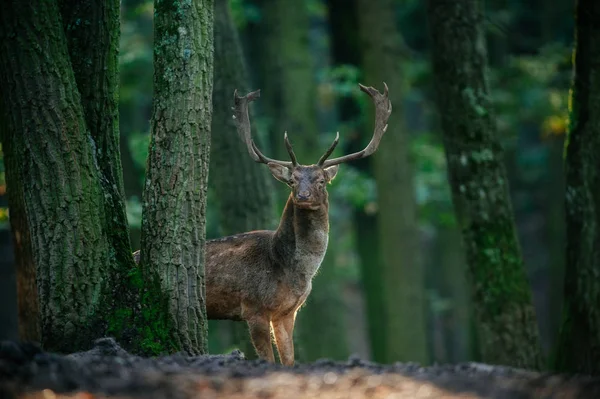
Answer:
top-left (272, 194), bottom-right (329, 276)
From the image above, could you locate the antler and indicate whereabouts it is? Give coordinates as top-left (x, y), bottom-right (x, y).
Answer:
top-left (232, 89), bottom-right (298, 167)
top-left (318, 83), bottom-right (392, 168)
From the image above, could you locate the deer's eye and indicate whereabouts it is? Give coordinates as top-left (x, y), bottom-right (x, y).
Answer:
top-left (318, 179), bottom-right (325, 185)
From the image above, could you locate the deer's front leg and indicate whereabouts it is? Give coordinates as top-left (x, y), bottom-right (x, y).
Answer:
top-left (272, 312), bottom-right (296, 366)
top-left (247, 315), bottom-right (275, 362)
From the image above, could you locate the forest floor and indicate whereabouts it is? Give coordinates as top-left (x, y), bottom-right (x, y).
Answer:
top-left (1, 338), bottom-right (599, 399)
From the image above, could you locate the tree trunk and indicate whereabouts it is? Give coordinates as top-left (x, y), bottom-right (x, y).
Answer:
top-left (326, 0), bottom-right (386, 362)
top-left (139, 0), bottom-right (214, 355)
top-left (357, 0), bottom-right (428, 364)
top-left (59, 0), bottom-right (137, 306)
top-left (426, 0), bottom-right (543, 369)
top-left (556, 0), bottom-right (600, 374)
top-left (210, 0), bottom-right (276, 359)
top-left (2, 150), bottom-right (39, 342)
top-left (0, 0), bottom-right (115, 352)
top-left (436, 224), bottom-right (472, 363)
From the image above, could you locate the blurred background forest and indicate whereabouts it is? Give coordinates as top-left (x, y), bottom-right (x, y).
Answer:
top-left (0, 0), bottom-right (574, 365)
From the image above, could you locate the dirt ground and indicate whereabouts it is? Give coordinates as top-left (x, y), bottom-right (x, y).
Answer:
top-left (2, 338), bottom-right (599, 399)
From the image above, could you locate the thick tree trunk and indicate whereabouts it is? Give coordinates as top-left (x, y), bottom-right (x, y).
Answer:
top-left (357, 0), bottom-right (428, 364)
top-left (59, 0), bottom-right (136, 274)
top-left (0, 0), bottom-right (115, 352)
top-left (139, 0), bottom-right (214, 355)
top-left (210, 0), bottom-right (276, 359)
top-left (556, 0), bottom-right (600, 375)
top-left (426, 0), bottom-right (543, 369)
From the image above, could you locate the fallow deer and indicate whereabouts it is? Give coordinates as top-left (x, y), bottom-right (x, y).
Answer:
top-left (134, 83), bottom-right (391, 366)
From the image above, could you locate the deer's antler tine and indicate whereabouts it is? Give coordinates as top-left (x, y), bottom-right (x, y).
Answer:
top-left (233, 89), bottom-right (293, 167)
top-left (284, 132), bottom-right (299, 166)
top-left (321, 82), bottom-right (392, 168)
top-left (317, 132), bottom-right (340, 166)
top-left (250, 140), bottom-right (294, 167)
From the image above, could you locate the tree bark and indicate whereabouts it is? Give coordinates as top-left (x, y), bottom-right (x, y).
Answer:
top-left (0, 0), bottom-right (114, 352)
top-left (426, 0), bottom-right (543, 369)
top-left (139, 0), bottom-right (214, 355)
top-left (210, 0), bottom-right (276, 359)
top-left (2, 146), bottom-right (39, 342)
top-left (59, 0), bottom-right (136, 275)
top-left (555, 0), bottom-right (600, 375)
top-left (357, 0), bottom-right (428, 364)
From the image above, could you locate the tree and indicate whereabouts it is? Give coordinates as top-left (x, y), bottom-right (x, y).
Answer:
top-left (426, 0), bottom-right (543, 369)
top-left (0, 0), bottom-right (214, 355)
top-left (356, 0), bottom-right (428, 364)
top-left (247, 0), bottom-right (349, 361)
top-left (555, 0), bottom-right (600, 374)
top-left (138, 0), bottom-right (214, 355)
top-left (209, 0), bottom-right (276, 358)
top-left (0, 0), bottom-right (135, 352)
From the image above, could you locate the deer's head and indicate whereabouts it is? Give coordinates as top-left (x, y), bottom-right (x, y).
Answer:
top-left (232, 83), bottom-right (392, 210)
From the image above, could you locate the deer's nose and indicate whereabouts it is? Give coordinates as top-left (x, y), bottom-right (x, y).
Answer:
top-left (297, 190), bottom-right (311, 200)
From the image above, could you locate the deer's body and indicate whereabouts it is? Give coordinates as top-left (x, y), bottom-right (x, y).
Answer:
top-left (205, 194), bottom-right (329, 323)
top-left (134, 83), bottom-right (390, 366)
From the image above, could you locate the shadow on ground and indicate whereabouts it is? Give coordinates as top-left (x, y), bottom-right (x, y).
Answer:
top-left (1, 338), bottom-right (599, 398)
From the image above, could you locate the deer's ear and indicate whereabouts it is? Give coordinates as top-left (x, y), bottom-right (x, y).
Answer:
top-left (268, 163), bottom-right (292, 184)
top-left (324, 165), bottom-right (339, 182)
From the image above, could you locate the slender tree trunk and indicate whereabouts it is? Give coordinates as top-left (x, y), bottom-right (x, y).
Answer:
top-left (139, 0), bottom-right (214, 355)
top-left (556, 0), bottom-right (600, 374)
top-left (427, 0), bottom-right (543, 369)
top-left (326, 0), bottom-right (386, 362)
top-left (251, 0), bottom-right (318, 162)
top-left (436, 224), bottom-right (472, 363)
top-left (210, 0), bottom-right (276, 359)
top-left (357, 0), bottom-right (428, 364)
top-left (0, 0), bottom-right (114, 352)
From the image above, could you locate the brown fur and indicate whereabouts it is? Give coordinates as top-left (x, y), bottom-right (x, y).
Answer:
top-left (205, 165), bottom-right (336, 365)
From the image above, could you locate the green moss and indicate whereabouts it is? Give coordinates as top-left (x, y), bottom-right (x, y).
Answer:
top-left (105, 266), bottom-right (177, 356)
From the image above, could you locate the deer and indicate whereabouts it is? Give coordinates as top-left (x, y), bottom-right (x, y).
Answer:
top-left (133, 83), bottom-right (391, 366)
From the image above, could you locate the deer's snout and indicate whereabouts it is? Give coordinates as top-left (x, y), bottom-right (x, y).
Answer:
top-left (297, 190), bottom-right (311, 201)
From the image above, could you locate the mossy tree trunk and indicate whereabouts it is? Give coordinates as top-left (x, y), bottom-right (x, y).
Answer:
top-left (555, 0), bottom-right (600, 375)
top-left (248, 0), bottom-right (349, 361)
top-left (209, 0), bottom-right (276, 358)
top-left (357, 0), bottom-right (428, 364)
top-left (427, 0), bottom-right (543, 369)
top-left (59, 0), bottom-right (136, 275)
top-left (0, 0), bottom-right (130, 352)
top-left (139, 0), bottom-right (214, 355)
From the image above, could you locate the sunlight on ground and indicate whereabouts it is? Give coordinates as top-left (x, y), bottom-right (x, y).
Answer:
top-left (20, 371), bottom-right (480, 399)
